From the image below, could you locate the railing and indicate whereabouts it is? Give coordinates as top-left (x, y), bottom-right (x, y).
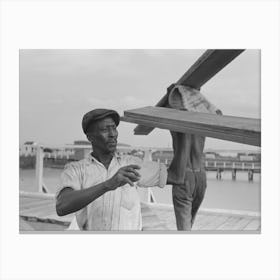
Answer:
top-left (204, 160), bottom-right (261, 171)
top-left (27, 144), bottom-right (261, 197)
top-left (35, 145), bottom-right (45, 193)
top-left (155, 158), bottom-right (261, 171)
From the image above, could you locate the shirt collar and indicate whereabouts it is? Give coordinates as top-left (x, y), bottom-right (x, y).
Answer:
top-left (87, 152), bottom-right (121, 164)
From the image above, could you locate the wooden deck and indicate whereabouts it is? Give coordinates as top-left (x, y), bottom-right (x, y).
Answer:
top-left (19, 191), bottom-right (260, 232)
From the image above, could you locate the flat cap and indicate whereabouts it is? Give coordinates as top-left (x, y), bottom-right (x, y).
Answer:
top-left (82, 109), bottom-right (120, 134)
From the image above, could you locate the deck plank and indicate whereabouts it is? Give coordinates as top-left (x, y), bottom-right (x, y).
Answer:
top-left (20, 201), bottom-right (54, 212)
top-left (196, 215), bottom-right (231, 230)
top-left (44, 214), bottom-right (74, 224)
top-left (193, 214), bottom-right (225, 230)
top-left (215, 216), bottom-right (257, 230)
top-left (242, 219), bottom-right (261, 230)
top-left (19, 217), bottom-right (35, 231)
top-left (226, 217), bottom-right (253, 230)
top-left (143, 206), bottom-right (177, 230)
top-left (19, 193), bottom-right (261, 231)
top-left (192, 214), bottom-right (217, 230)
top-left (20, 203), bottom-right (55, 216)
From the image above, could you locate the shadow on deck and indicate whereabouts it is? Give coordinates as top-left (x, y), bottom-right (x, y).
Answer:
top-left (19, 191), bottom-right (260, 232)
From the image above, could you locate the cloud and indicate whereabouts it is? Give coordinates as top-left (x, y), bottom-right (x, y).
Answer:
top-left (20, 49), bottom-right (260, 149)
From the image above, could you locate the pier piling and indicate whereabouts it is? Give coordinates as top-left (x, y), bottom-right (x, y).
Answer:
top-left (232, 169), bottom-right (237, 180)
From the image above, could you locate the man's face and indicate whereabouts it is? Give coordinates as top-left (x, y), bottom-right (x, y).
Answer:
top-left (87, 117), bottom-right (118, 154)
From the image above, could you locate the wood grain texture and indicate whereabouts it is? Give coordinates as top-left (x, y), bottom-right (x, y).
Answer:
top-left (177, 49), bottom-right (245, 88)
top-left (134, 49), bottom-right (245, 135)
top-left (122, 106), bottom-right (261, 146)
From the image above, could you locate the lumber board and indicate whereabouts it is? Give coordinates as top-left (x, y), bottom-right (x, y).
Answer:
top-left (122, 106), bottom-right (261, 146)
top-left (177, 49), bottom-right (245, 88)
top-left (134, 49), bottom-right (245, 135)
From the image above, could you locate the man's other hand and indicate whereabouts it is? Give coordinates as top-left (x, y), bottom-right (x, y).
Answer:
top-left (107, 165), bottom-right (141, 190)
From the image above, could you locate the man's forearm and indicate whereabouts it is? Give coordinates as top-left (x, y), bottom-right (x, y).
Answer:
top-left (56, 180), bottom-right (112, 216)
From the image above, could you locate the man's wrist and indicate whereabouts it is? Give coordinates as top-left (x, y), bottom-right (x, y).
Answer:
top-left (104, 178), bottom-right (115, 192)
top-left (103, 179), bottom-right (110, 192)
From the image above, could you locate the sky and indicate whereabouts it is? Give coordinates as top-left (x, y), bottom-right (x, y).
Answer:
top-left (19, 49), bottom-right (260, 151)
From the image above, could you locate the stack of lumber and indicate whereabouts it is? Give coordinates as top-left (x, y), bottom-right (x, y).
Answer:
top-left (134, 49), bottom-right (245, 135)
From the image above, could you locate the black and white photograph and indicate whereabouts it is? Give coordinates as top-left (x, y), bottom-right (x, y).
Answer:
top-left (1, 1), bottom-right (280, 280)
top-left (19, 49), bottom-right (261, 232)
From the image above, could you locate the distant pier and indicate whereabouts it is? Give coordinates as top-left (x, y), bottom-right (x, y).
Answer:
top-left (153, 156), bottom-right (260, 182)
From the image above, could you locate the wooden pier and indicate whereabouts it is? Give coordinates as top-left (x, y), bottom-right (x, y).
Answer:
top-left (19, 191), bottom-right (260, 232)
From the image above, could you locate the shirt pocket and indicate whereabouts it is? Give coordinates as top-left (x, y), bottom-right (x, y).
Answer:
top-left (87, 196), bottom-right (104, 230)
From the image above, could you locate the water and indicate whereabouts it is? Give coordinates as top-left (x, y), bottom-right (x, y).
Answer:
top-left (19, 168), bottom-right (261, 212)
top-left (153, 172), bottom-right (260, 212)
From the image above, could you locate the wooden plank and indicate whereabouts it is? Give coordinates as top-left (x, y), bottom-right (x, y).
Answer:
top-left (177, 49), bottom-right (245, 88)
top-left (19, 191), bottom-right (55, 199)
top-left (142, 218), bottom-right (162, 229)
top-left (215, 216), bottom-right (260, 231)
top-left (21, 214), bottom-right (72, 226)
top-left (229, 217), bottom-right (254, 230)
top-left (153, 210), bottom-right (177, 230)
top-left (19, 197), bottom-right (43, 207)
top-left (141, 203), bottom-right (175, 230)
top-left (192, 214), bottom-right (220, 230)
top-left (122, 106), bottom-right (261, 146)
top-left (198, 207), bottom-right (260, 218)
top-left (142, 224), bottom-right (168, 231)
top-left (242, 219), bottom-right (261, 230)
top-left (134, 49), bottom-right (245, 135)
top-left (20, 219), bottom-right (68, 231)
top-left (20, 203), bottom-right (55, 216)
top-left (197, 215), bottom-right (231, 230)
top-left (215, 217), bottom-right (241, 230)
top-left (20, 199), bottom-right (54, 210)
top-left (39, 213), bottom-right (73, 224)
top-left (19, 217), bottom-right (35, 231)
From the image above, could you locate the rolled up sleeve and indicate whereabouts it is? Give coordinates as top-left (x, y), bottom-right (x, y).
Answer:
top-left (55, 162), bottom-right (82, 199)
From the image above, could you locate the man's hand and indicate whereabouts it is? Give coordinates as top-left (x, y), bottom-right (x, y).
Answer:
top-left (107, 165), bottom-right (141, 190)
top-left (56, 165), bottom-right (141, 216)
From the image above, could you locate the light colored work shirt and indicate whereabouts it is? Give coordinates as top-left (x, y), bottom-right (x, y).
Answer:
top-left (56, 153), bottom-right (167, 230)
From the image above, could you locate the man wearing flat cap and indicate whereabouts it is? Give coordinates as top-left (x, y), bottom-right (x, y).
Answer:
top-left (55, 108), bottom-right (187, 230)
